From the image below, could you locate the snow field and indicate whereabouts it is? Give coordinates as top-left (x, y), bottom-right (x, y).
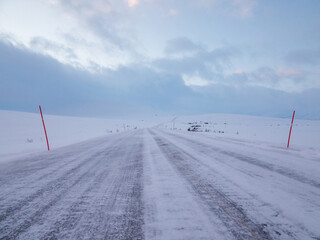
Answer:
top-left (0, 110), bottom-right (168, 161)
top-left (0, 123), bottom-right (319, 239)
top-left (163, 113), bottom-right (320, 151)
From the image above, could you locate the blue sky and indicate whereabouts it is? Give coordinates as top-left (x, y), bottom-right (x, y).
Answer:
top-left (0, 0), bottom-right (319, 118)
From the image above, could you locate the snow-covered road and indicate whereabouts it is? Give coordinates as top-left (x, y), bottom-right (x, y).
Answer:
top-left (0, 129), bottom-right (319, 239)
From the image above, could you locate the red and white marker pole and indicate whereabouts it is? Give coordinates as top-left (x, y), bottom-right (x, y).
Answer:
top-left (39, 105), bottom-right (50, 151)
top-left (287, 110), bottom-right (295, 149)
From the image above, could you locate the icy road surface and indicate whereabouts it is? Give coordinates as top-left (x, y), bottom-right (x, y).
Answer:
top-left (0, 129), bottom-right (319, 239)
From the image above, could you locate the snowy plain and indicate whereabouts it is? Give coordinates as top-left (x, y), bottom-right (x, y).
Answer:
top-left (166, 113), bottom-right (320, 151)
top-left (0, 110), bottom-right (166, 162)
top-left (1, 110), bottom-right (320, 161)
top-left (1, 109), bottom-right (320, 239)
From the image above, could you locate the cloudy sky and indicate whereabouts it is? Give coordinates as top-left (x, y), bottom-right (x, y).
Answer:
top-left (0, 0), bottom-right (319, 118)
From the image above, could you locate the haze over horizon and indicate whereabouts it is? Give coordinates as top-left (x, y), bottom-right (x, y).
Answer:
top-left (1, 0), bottom-right (320, 119)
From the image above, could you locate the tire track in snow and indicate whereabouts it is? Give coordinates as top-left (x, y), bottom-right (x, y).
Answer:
top-left (143, 130), bottom-right (233, 240)
top-left (1, 150), bottom-right (112, 239)
top-left (0, 136), bottom-right (131, 239)
top-left (0, 143), bottom-right (111, 204)
top-left (0, 147), bottom-right (109, 224)
top-left (34, 143), bottom-right (125, 240)
top-left (70, 131), bottom-right (144, 240)
top-left (0, 135), bottom-right (122, 198)
top-left (151, 130), bottom-right (320, 239)
top-left (150, 130), bottom-right (272, 240)
top-left (161, 130), bottom-right (320, 189)
top-left (104, 142), bottom-right (144, 240)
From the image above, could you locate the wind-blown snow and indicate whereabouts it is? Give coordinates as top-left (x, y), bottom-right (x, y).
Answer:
top-left (1, 110), bottom-right (320, 239)
top-left (1, 110), bottom-right (320, 162)
top-left (0, 110), bottom-right (166, 161)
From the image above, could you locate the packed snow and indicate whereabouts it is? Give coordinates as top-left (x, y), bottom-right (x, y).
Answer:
top-left (1, 110), bottom-right (320, 239)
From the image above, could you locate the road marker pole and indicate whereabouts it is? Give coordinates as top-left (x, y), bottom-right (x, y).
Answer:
top-left (287, 110), bottom-right (295, 149)
top-left (39, 105), bottom-right (50, 151)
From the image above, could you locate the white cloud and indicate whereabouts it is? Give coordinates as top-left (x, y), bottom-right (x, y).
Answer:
top-left (234, 67), bottom-right (318, 93)
top-left (49, 0), bottom-right (59, 6)
top-left (126, 0), bottom-right (139, 7)
top-left (0, 0), bottom-right (138, 72)
top-left (182, 72), bottom-right (212, 86)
